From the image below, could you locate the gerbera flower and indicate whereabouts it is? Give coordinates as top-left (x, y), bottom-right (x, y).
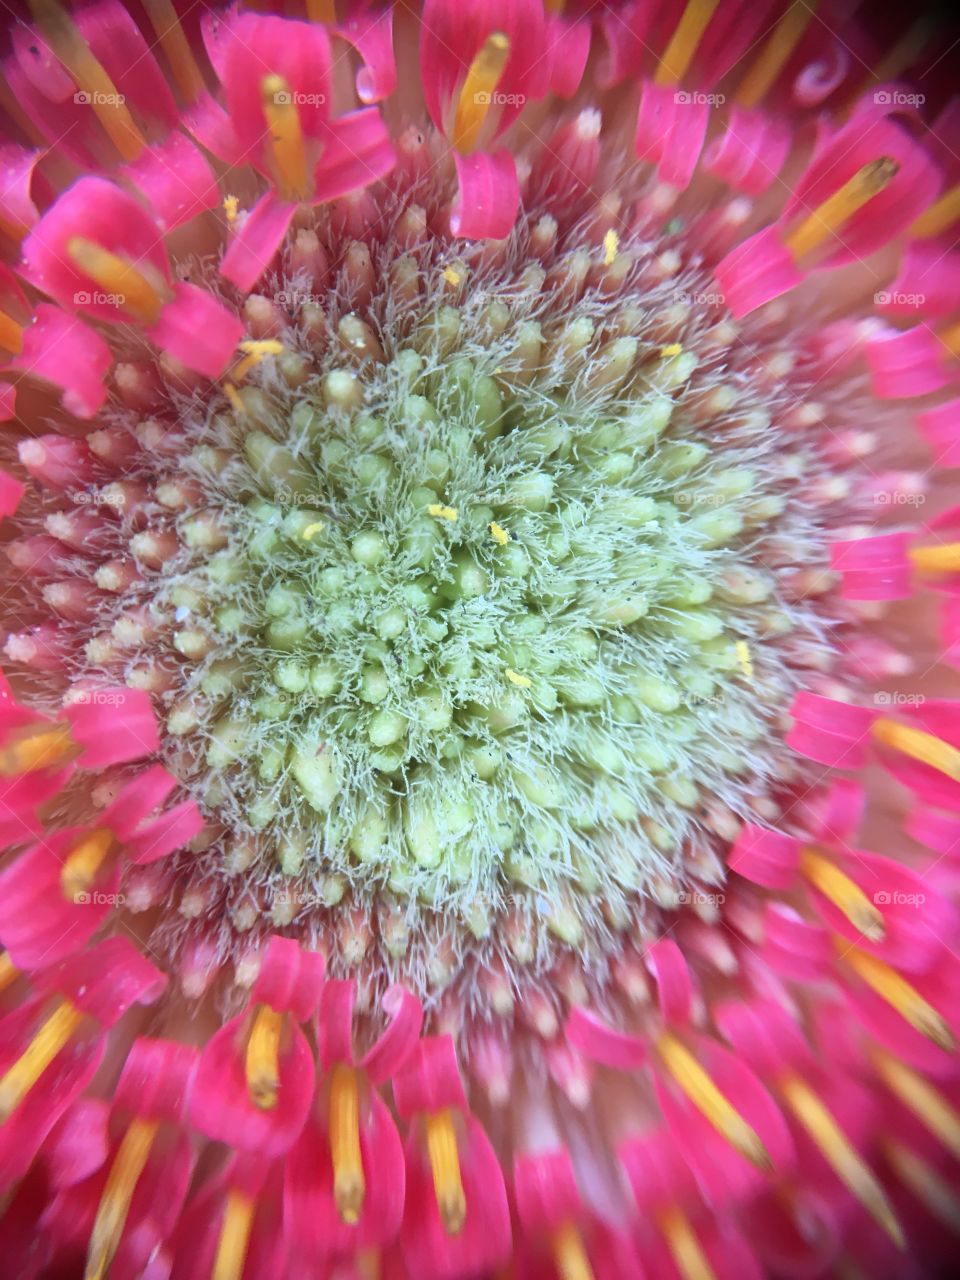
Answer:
top-left (1, 1), bottom-right (959, 1277)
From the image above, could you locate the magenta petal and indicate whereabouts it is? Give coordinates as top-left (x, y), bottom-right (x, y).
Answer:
top-left (361, 984), bottom-right (424, 1084)
top-left (543, 17), bottom-right (590, 98)
top-left (284, 1086), bottom-right (405, 1256)
top-left (830, 533), bottom-right (913, 600)
top-left (11, 305), bottom-right (112, 419)
top-left (0, 143), bottom-right (42, 233)
top-left (917, 397), bottom-right (960, 469)
top-left (876, 699), bottom-right (960, 810)
top-left (251, 935), bottom-right (325, 1021)
top-left (147, 283), bottom-right (244, 380)
top-left (565, 1006), bottom-right (648, 1069)
top-left (635, 81), bottom-right (709, 190)
top-left (400, 1114), bottom-right (512, 1280)
top-left (220, 193), bottom-right (298, 293)
top-left (121, 134), bottom-right (220, 232)
top-left (514, 1149), bottom-right (581, 1231)
top-left (802, 777), bottom-right (866, 846)
top-left (64, 686), bottom-right (159, 768)
top-left (646, 938), bottom-right (694, 1026)
top-left (701, 107), bottom-right (790, 195)
top-left (189, 1013), bottom-right (315, 1157)
top-left (866, 325), bottom-right (953, 400)
top-left (905, 804), bottom-right (960, 855)
top-left (450, 149), bottom-right (519, 240)
top-left (0, 469), bottom-right (25, 518)
top-left (41, 936), bottom-right (167, 1026)
top-left (74, 0), bottom-right (179, 130)
top-left (785, 692), bottom-right (875, 770)
top-left (714, 225), bottom-right (805, 318)
top-left (113, 1038), bottom-right (199, 1123)
top-left (181, 91), bottom-right (246, 167)
top-left (761, 903), bottom-right (833, 982)
top-left (729, 823), bottom-right (801, 889)
top-left (393, 1036), bottom-right (468, 1117)
top-left (336, 9), bottom-right (397, 104)
top-left (44, 1099), bottom-right (111, 1191)
top-left (309, 108), bottom-right (397, 204)
top-left (317, 979), bottom-right (357, 1067)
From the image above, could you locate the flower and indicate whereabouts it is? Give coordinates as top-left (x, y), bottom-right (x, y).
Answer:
top-left (0, 2), bottom-right (959, 1278)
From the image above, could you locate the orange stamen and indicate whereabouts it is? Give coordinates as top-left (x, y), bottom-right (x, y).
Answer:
top-left (0, 1000), bottom-right (84, 1121)
top-left (261, 74), bottom-right (309, 202)
top-left (85, 1117), bottom-right (159, 1280)
top-left (212, 1190), bottom-right (255, 1280)
top-left (425, 1109), bottom-right (467, 1235)
top-left (245, 1004), bottom-right (284, 1109)
top-left (330, 1063), bottom-right (366, 1225)
top-left (654, 0), bottom-right (722, 86)
top-left (451, 33), bottom-right (511, 155)
top-left (140, 0), bottom-right (206, 103)
top-left (67, 238), bottom-right (169, 324)
top-left (61, 827), bottom-right (115, 903)
top-left (784, 158), bottom-right (899, 262)
top-left (872, 717), bottom-right (960, 784)
top-left (735, 1), bottom-right (818, 108)
top-left (0, 722), bottom-right (75, 777)
top-left (799, 847), bottom-right (885, 941)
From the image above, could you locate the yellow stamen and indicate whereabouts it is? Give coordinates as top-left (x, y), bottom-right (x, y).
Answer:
top-left (223, 195), bottom-right (239, 226)
top-left (873, 1050), bottom-right (960, 1160)
top-left (552, 1221), bottom-right (595, 1280)
top-left (67, 238), bottom-right (168, 324)
top-left (261, 74), bottom-right (309, 201)
top-left (356, 1251), bottom-right (381, 1280)
top-left (910, 542), bottom-right (960, 575)
top-left (212, 1190), bottom-right (255, 1280)
top-left (0, 952), bottom-right (18, 994)
top-left (735, 639), bottom-right (753, 679)
top-left (245, 1004), bottom-right (284, 1109)
top-left (840, 943), bottom-right (955, 1051)
top-left (425, 1109), bottom-right (466, 1235)
top-left (780, 1074), bottom-right (904, 1246)
top-left (0, 722), bottom-right (75, 777)
top-left (61, 827), bottom-right (115, 903)
top-left (234, 339), bottom-right (285, 383)
top-left (657, 1033), bottom-right (773, 1170)
top-left (659, 1206), bottom-right (718, 1280)
top-left (939, 320), bottom-right (960, 358)
top-left (799, 847), bottom-right (885, 942)
top-left (85, 1117), bottom-right (160, 1280)
top-left (884, 1141), bottom-right (960, 1233)
top-left (784, 158), bottom-right (900, 262)
top-left (28, 0), bottom-right (145, 161)
top-left (330, 1063), bottom-right (365, 1225)
top-left (427, 504), bottom-right (458, 522)
top-left (660, 342), bottom-right (683, 358)
top-left (602, 229), bottom-right (619, 267)
top-left (306, 0), bottom-right (337, 20)
top-left (0, 1000), bottom-right (84, 1121)
top-left (223, 383), bottom-right (244, 413)
top-left (910, 185), bottom-right (960, 238)
top-left (505, 668), bottom-right (532, 688)
top-left (140, 0), bottom-right (206, 103)
top-left (489, 521), bottom-right (510, 545)
top-left (301, 521), bottom-right (325, 541)
top-left (655, 0), bottom-right (722, 86)
top-left (0, 308), bottom-right (23, 355)
top-left (872, 717), bottom-right (960, 784)
top-left (735, 1), bottom-right (818, 108)
top-left (451, 33), bottom-right (511, 155)
top-left (443, 266), bottom-right (462, 287)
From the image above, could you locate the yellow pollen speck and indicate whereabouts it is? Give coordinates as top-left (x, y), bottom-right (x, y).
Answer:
top-left (223, 195), bottom-right (239, 225)
top-left (660, 342), bottom-right (683, 358)
top-left (302, 522), bottom-right (325, 542)
top-left (443, 266), bottom-right (462, 286)
top-left (223, 383), bottom-right (244, 413)
top-left (489, 521), bottom-right (510, 545)
top-left (505, 669), bottom-right (532, 688)
top-left (234, 340), bottom-right (285, 383)
top-left (735, 640), bottom-right (753, 678)
top-left (428, 504), bottom-right (458, 522)
top-left (602, 229), bottom-right (619, 266)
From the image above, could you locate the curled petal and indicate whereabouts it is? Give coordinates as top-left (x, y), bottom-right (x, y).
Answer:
top-left (565, 1006), bottom-right (647, 1070)
top-left (450, 149), bottom-right (519, 240)
top-left (917, 398), bottom-right (960, 470)
top-left (45, 1099), bottom-right (111, 1191)
top-left (761, 904), bottom-right (834, 982)
top-left (362, 984), bottom-right (424, 1085)
top-left (337, 9), bottom-right (397, 104)
top-left (220, 192), bottom-right (298, 293)
top-left (635, 81), bottom-right (709, 191)
top-left (393, 1035), bottom-right (468, 1117)
top-left (113, 1038), bottom-right (199, 1123)
top-left (11, 305), bottom-right (112, 420)
top-left (63, 686), bottom-right (159, 769)
top-left (880, 243), bottom-right (960, 318)
top-left (38, 935), bottom-right (168, 1025)
top-left (513, 1148), bottom-right (581, 1232)
top-left (702, 107), bottom-right (791, 195)
top-left (146, 283), bottom-right (246, 380)
top-left (310, 107), bottom-right (397, 204)
top-left (543, 16), bottom-right (590, 98)
top-left (0, 144), bottom-right (43, 234)
top-left (251, 935), bottom-right (325, 1020)
top-left (792, 41), bottom-right (850, 107)
top-left (646, 938), bottom-right (694, 1026)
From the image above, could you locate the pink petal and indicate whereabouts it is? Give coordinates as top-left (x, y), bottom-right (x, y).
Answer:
top-left (361, 984), bottom-right (424, 1085)
top-left (792, 40), bottom-right (851, 107)
top-left (64, 685), bottom-right (159, 768)
top-left (917, 398), bottom-right (960, 468)
top-left (309, 107), bottom-right (397, 204)
top-left (45, 1098), bottom-right (111, 1191)
top-left (181, 91), bottom-right (246, 167)
top-left (801, 777), bottom-right (866, 846)
top-left (713, 997), bottom-right (812, 1081)
top-left (714, 225), bottom-right (805, 318)
top-left (392, 1036), bottom-right (469, 1118)
top-left (619, 1128), bottom-right (699, 1210)
top-left (11, 305), bottom-right (112, 419)
top-left (875, 699), bottom-right (960, 811)
top-left (866, 324), bottom-right (954, 400)
top-left (565, 1006), bottom-right (648, 1070)
top-left (336, 9), bottom-right (397, 104)
top-left (761, 903), bottom-right (833, 982)
top-left (543, 17), bottom-right (590, 98)
top-left (188, 1012), bottom-right (316, 1157)
top-left (284, 1083), bottom-right (405, 1256)
top-left (728, 823), bottom-right (800, 890)
top-left (39, 935), bottom-right (167, 1026)
top-left (147, 283), bottom-right (244, 380)
top-left (513, 1149), bottom-right (581, 1231)
top-left (880, 242), bottom-right (960, 318)
top-left (635, 81), bottom-right (710, 191)
top-left (905, 805), bottom-right (960, 855)
top-left (169, 1159), bottom-right (287, 1280)
top-left (0, 469), bottom-right (24, 517)
top-left (113, 1038), bottom-right (199, 1123)
top-left (646, 938), bottom-right (694, 1026)
top-left (251, 935), bottom-right (325, 1021)
top-left (450, 149), bottom-right (519, 240)
top-left (121, 133), bottom-right (220, 232)
top-left (830, 532), bottom-right (913, 600)
top-left (701, 107), bottom-right (791, 195)
top-left (400, 1114), bottom-right (511, 1280)
top-left (220, 192), bottom-right (298, 293)
top-left (785, 692), bottom-right (875, 770)
top-left (0, 143), bottom-right (43, 233)
top-left (74, 0), bottom-right (179, 130)
top-left (0, 766), bottom-right (72, 846)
